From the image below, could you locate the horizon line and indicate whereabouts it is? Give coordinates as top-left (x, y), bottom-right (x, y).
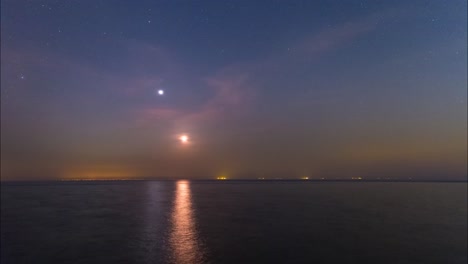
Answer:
top-left (1, 178), bottom-right (467, 184)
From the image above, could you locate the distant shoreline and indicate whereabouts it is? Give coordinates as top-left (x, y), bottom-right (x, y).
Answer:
top-left (1, 179), bottom-right (467, 186)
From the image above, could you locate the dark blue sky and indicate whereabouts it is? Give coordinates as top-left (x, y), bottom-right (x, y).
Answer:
top-left (1, 0), bottom-right (466, 180)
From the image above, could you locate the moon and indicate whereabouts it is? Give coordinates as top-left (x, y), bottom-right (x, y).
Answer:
top-left (179, 135), bottom-right (188, 143)
top-left (157, 89), bottom-right (164, 95)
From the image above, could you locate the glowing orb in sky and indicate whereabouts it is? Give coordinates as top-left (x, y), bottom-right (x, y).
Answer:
top-left (179, 135), bottom-right (189, 143)
top-left (158, 89), bottom-right (164, 95)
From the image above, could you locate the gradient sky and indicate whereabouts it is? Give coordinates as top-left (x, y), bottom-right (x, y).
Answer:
top-left (1, 0), bottom-right (466, 180)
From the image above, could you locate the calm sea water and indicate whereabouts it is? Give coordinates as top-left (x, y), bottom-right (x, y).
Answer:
top-left (1, 181), bottom-right (467, 264)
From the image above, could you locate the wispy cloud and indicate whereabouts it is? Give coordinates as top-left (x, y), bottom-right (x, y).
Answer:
top-left (297, 16), bottom-right (380, 55)
top-left (138, 13), bottom-right (383, 128)
top-left (3, 13), bottom-right (382, 132)
top-left (138, 72), bottom-right (253, 129)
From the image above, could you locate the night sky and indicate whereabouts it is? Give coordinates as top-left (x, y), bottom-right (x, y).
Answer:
top-left (1, 0), bottom-right (466, 180)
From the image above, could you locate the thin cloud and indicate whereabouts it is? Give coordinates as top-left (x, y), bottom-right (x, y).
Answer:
top-left (135, 13), bottom-right (386, 129)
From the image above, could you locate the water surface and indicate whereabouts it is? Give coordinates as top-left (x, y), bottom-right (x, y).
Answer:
top-left (1, 181), bottom-right (467, 264)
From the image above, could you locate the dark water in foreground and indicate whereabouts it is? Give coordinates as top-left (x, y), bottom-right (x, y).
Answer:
top-left (1, 181), bottom-right (467, 264)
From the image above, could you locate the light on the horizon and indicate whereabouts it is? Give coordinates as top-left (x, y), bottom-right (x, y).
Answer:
top-left (216, 176), bottom-right (227, 180)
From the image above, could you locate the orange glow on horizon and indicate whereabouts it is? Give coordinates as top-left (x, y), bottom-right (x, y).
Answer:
top-left (61, 168), bottom-right (135, 180)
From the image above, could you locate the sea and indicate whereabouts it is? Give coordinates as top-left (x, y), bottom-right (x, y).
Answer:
top-left (1, 181), bottom-right (467, 264)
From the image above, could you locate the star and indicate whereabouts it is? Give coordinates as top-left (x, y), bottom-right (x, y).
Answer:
top-left (158, 89), bottom-right (164, 95)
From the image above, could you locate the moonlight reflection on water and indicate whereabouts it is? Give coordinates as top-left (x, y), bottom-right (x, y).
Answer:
top-left (170, 180), bottom-right (205, 264)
